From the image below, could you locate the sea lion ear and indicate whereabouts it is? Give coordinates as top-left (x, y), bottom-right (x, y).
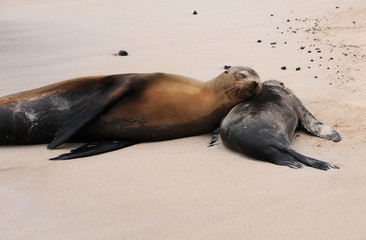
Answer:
top-left (224, 65), bottom-right (231, 70)
top-left (223, 65), bottom-right (231, 74)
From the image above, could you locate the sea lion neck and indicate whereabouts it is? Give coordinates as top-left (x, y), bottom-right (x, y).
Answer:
top-left (204, 72), bottom-right (231, 94)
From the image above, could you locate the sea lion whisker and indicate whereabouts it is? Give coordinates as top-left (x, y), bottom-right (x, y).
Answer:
top-left (235, 86), bottom-right (241, 96)
top-left (236, 85), bottom-right (250, 97)
top-left (219, 87), bottom-right (235, 98)
top-left (228, 87), bottom-right (239, 98)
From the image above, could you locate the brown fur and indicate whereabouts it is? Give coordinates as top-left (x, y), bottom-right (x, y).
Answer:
top-left (0, 66), bottom-right (262, 152)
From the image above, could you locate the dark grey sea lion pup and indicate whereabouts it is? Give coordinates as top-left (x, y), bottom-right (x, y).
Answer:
top-left (209, 80), bottom-right (341, 170)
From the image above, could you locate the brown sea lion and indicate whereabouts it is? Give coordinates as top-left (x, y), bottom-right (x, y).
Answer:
top-left (0, 66), bottom-right (262, 160)
top-left (209, 80), bottom-right (340, 170)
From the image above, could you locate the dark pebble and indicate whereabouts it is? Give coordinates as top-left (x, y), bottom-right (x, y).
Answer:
top-left (270, 42), bottom-right (277, 45)
top-left (270, 14), bottom-right (274, 16)
top-left (310, 59), bottom-right (314, 62)
top-left (314, 76), bottom-right (318, 78)
top-left (257, 40), bottom-right (262, 43)
top-left (296, 67), bottom-right (301, 71)
top-left (300, 46), bottom-right (305, 50)
top-left (287, 19), bottom-right (290, 22)
top-left (193, 10), bottom-right (198, 15)
top-left (118, 50), bottom-right (128, 56)
top-left (281, 66), bottom-right (287, 70)
top-left (308, 50), bottom-right (312, 53)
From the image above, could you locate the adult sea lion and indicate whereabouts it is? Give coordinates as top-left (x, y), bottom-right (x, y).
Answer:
top-left (0, 66), bottom-right (262, 160)
top-left (209, 80), bottom-right (341, 170)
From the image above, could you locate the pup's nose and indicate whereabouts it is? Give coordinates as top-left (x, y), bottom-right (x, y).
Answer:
top-left (253, 81), bottom-right (259, 87)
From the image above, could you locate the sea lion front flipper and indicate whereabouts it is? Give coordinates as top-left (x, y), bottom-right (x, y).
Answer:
top-left (297, 104), bottom-right (341, 142)
top-left (48, 77), bottom-right (134, 149)
top-left (49, 140), bottom-right (138, 160)
top-left (208, 128), bottom-right (221, 147)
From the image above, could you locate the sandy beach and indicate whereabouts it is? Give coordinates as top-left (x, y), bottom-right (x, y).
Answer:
top-left (1, 0), bottom-right (366, 239)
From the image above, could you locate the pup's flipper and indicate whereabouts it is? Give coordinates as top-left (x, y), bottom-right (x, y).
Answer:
top-left (262, 146), bottom-right (338, 170)
top-left (208, 128), bottom-right (221, 147)
top-left (287, 148), bottom-right (339, 170)
top-left (297, 102), bottom-right (341, 142)
top-left (262, 147), bottom-right (304, 169)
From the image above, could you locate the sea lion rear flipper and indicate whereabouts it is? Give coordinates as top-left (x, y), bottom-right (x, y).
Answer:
top-left (48, 77), bottom-right (134, 149)
top-left (297, 104), bottom-right (341, 142)
top-left (263, 146), bottom-right (338, 170)
top-left (287, 148), bottom-right (339, 170)
top-left (49, 140), bottom-right (138, 160)
top-left (262, 147), bottom-right (303, 169)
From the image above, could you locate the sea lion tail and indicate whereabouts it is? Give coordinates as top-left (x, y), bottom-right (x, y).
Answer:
top-left (49, 140), bottom-right (138, 160)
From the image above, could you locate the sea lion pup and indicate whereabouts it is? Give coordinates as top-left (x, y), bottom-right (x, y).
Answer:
top-left (0, 66), bottom-right (261, 160)
top-left (209, 80), bottom-right (341, 170)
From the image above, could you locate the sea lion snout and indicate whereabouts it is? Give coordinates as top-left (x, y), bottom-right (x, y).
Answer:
top-left (251, 79), bottom-right (262, 95)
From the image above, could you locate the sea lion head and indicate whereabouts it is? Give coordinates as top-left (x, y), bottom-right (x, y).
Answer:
top-left (219, 66), bottom-right (262, 103)
top-left (264, 80), bottom-right (293, 93)
top-left (264, 79), bottom-right (284, 87)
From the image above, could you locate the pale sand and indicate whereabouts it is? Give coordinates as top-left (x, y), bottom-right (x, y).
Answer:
top-left (1, 0), bottom-right (366, 239)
